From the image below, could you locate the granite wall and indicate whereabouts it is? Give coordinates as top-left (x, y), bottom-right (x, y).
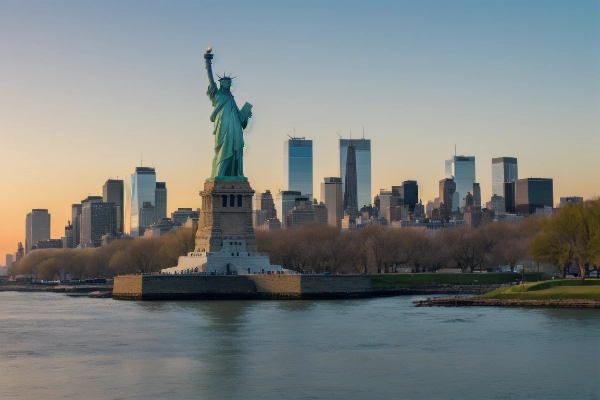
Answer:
top-left (113, 274), bottom-right (372, 300)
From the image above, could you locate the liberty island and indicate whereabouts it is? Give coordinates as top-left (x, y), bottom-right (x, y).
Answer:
top-left (112, 48), bottom-right (371, 299)
top-left (124, 48), bottom-right (283, 280)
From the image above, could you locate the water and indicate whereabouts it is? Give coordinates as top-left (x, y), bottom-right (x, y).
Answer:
top-left (1, 292), bottom-right (599, 400)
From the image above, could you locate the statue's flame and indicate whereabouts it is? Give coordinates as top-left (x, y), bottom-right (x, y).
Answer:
top-left (206, 47), bottom-right (213, 54)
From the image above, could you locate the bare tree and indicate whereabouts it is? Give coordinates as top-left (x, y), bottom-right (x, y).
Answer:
top-left (491, 222), bottom-right (532, 272)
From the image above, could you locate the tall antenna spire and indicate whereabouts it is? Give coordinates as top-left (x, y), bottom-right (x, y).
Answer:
top-left (454, 145), bottom-right (456, 157)
top-left (362, 126), bottom-right (365, 139)
top-left (140, 153), bottom-right (143, 167)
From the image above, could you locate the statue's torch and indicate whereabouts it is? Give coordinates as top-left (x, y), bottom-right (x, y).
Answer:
top-left (204, 46), bottom-right (213, 61)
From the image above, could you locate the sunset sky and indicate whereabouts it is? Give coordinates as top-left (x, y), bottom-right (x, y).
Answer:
top-left (1, 0), bottom-right (599, 259)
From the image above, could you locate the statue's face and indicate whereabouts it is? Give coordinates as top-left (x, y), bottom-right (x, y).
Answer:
top-left (220, 79), bottom-right (231, 90)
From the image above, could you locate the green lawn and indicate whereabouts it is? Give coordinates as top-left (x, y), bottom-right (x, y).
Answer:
top-left (371, 273), bottom-right (544, 289)
top-left (481, 279), bottom-right (600, 300)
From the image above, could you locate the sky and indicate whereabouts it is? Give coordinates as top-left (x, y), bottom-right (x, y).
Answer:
top-left (1, 0), bottom-right (599, 259)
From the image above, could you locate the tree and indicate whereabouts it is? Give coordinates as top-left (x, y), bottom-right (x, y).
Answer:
top-left (491, 222), bottom-right (532, 272)
top-left (127, 238), bottom-right (164, 274)
top-left (531, 200), bottom-right (600, 280)
top-left (362, 226), bottom-right (400, 273)
top-left (421, 231), bottom-right (450, 272)
top-left (395, 228), bottom-right (430, 272)
top-left (530, 217), bottom-right (572, 278)
top-left (37, 257), bottom-right (61, 281)
top-left (346, 229), bottom-right (370, 274)
top-left (444, 225), bottom-right (501, 273)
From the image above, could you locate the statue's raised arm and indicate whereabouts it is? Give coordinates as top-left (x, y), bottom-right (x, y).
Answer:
top-left (203, 47), bottom-right (251, 181)
top-left (204, 47), bottom-right (217, 93)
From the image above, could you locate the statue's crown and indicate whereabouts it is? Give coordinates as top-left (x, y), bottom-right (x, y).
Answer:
top-left (217, 72), bottom-right (235, 81)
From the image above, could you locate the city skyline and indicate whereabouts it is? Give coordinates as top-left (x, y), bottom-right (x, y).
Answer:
top-left (1, 1), bottom-right (599, 257)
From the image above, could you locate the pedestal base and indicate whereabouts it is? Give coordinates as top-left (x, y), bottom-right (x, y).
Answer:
top-left (195, 179), bottom-right (256, 253)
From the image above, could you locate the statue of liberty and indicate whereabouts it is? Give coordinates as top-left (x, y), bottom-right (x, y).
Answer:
top-left (204, 47), bottom-right (252, 181)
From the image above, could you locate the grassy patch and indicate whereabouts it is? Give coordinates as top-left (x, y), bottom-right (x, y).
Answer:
top-left (371, 273), bottom-right (543, 289)
top-left (481, 279), bottom-right (600, 300)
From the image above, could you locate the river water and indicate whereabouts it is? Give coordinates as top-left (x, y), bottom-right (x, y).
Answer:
top-left (1, 292), bottom-right (599, 399)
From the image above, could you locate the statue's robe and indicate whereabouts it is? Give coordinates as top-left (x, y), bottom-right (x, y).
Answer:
top-left (207, 83), bottom-right (247, 179)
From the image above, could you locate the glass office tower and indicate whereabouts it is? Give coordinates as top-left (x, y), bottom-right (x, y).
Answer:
top-left (339, 138), bottom-right (371, 209)
top-left (130, 167), bottom-right (157, 237)
top-left (103, 179), bottom-right (124, 233)
top-left (445, 156), bottom-right (475, 212)
top-left (438, 179), bottom-right (456, 221)
top-left (284, 138), bottom-right (313, 200)
top-left (504, 182), bottom-right (516, 213)
top-left (321, 177), bottom-right (343, 228)
top-left (71, 204), bottom-right (82, 248)
top-left (155, 182), bottom-right (167, 220)
top-left (515, 178), bottom-right (553, 215)
top-left (81, 196), bottom-right (117, 248)
top-left (492, 157), bottom-right (518, 197)
top-left (402, 180), bottom-right (418, 212)
top-left (275, 190), bottom-right (310, 229)
top-left (343, 141), bottom-right (358, 216)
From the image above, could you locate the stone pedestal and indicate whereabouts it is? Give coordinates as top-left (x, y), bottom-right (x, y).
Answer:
top-left (195, 179), bottom-right (257, 253)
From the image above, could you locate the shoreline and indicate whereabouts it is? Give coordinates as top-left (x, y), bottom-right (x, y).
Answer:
top-left (0, 283), bottom-right (113, 293)
top-left (1, 281), bottom-right (498, 298)
top-left (413, 296), bottom-right (600, 309)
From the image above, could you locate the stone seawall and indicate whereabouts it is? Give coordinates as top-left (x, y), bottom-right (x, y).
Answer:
top-left (414, 297), bottom-right (600, 308)
top-left (113, 274), bottom-right (372, 300)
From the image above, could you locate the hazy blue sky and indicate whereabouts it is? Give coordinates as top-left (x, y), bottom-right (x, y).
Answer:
top-left (1, 0), bottom-right (599, 257)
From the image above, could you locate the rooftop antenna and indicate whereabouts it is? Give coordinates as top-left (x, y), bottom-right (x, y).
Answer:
top-left (337, 132), bottom-right (342, 138)
top-left (286, 134), bottom-right (294, 139)
top-left (362, 126), bottom-right (365, 139)
top-left (140, 153), bottom-right (143, 167)
top-left (454, 145), bottom-right (456, 157)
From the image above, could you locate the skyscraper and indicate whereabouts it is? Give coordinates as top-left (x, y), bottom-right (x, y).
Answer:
top-left (492, 157), bottom-right (518, 198)
top-left (25, 209), bottom-right (50, 254)
top-left (71, 204), bottom-right (82, 248)
top-left (25, 208), bottom-right (50, 254)
top-left (103, 179), bottom-right (124, 233)
top-left (504, 181), bottom-right (516, 213)
top-left (130, 167), bottom-right (157, 237)
top-left (254, 190), bottom-right (278, 228)
top-left (275, 190), bottom-right (309, 228)
top-left (155, 182), bottom-right (167, 220)
top-left (439, 178), bottom-right (456, 221)
top-left (339, 138), bottom-right (371, 208)
top-left (171, 208), bottom-right (200, 226)
top-left (515, 178), bottom-right (553, 215)
top-left (343, 141), bottom-right (358, 217)
top-left (284, 137), bottom-right (313, 200)
top-left (321, 177), bottom-right (343, 228)
top-left (378, 189), bottom-right (393, 221)
top-left (445, 156), bottom-right (475, 212)
top-left (63, 222), bottom-right (74, 249)
top-left (402, 180), bottom-right (419, 212)
top-left (81, 196), bottom-right (117, 248)
top-left (471, 182), bottom-right (481, 207)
